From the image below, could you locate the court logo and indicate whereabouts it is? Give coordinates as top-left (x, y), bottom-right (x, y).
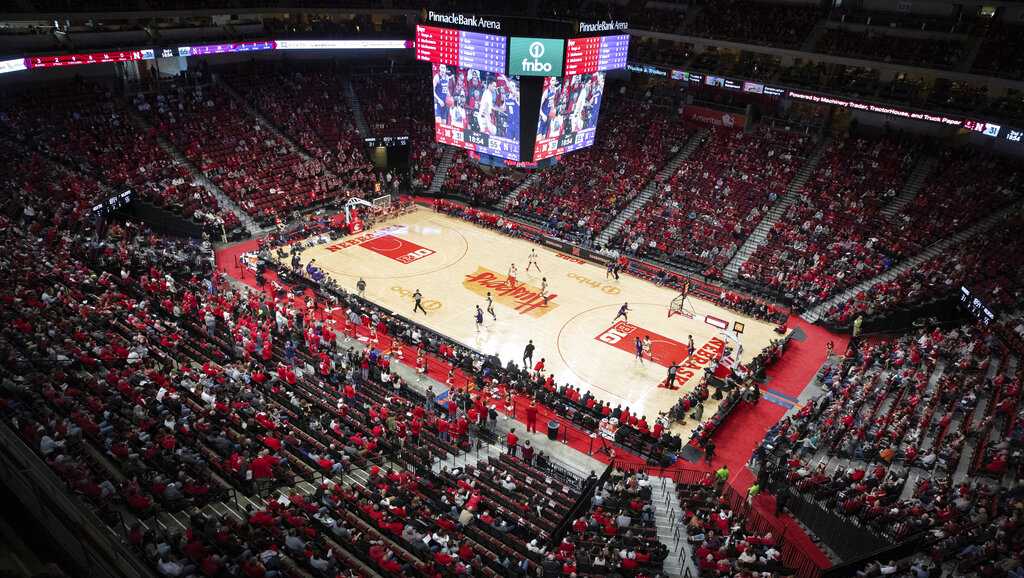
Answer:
top-left (594, 321), bottom-right (726, 381)
top-left (509, 37), bottom-right (564, 76)
top-left (566, 272), bottom-right (620, 294)
top-left (462, 266), bottom-right (559, 317)
top-left (324, 225), bottom-right (402, 253)
top-left (360, 235), bottom-right (435, 264)
top-left (391, 286), bottom-right (442, 311)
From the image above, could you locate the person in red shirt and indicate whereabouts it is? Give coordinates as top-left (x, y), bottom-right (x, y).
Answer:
top-left (250, 451), bottom-right (279, 480)
top-left (437, 418), bottom-right (450, 443)
top-left (506, 428), bottom-right (519, 457)
top-left (525, 400), bottom-right (538, 433)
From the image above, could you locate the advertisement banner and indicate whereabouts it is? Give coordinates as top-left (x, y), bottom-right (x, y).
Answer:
top-left (509, 37), bottom-right (564, 76)
top-left (682, 105), bottom-right (745, 128)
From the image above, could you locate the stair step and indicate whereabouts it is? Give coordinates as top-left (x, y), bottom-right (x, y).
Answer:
top-left (722, 134), bottom-right (832, 278)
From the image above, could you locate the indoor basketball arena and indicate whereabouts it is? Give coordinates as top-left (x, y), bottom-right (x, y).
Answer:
top-left (0, 2), bottom-right (1020, 578)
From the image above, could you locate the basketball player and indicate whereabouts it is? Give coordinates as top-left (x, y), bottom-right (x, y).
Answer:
top-left (486, 292), bottom-right (496, 320)
top-left (526, 249), bottom-right (541, 273)
top-left (634, 336), bottom-right (644, 364)
top-left (506, 263), bottom-right (518, 288)
top-left (687, 335), bottom-right (696, 359)
top-left (539, 278), bottom-right (550, 305)
top-left (614, 302), bottom-right (630, 323)
top-left (432, 65), bottom-right (453, 123)
top-left (413, 290), bottom-right (427, 315)
top-left (643, 335), bottom-right (653, 362)
top-left (477, 80), bottom-right (497, 135)
top-left (475, 305), bottom-right (484, 331)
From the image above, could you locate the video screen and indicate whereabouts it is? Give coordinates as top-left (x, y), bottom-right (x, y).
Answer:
top-left (533, 72), bottom-right (605, 161)
top-left (432, 63), bottom-right (521, 161)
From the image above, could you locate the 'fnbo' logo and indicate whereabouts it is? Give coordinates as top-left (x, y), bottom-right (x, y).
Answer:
top-left (510, 37), bottom-right (564, 77)
top-left (523, 42), bottom-right (549, 72)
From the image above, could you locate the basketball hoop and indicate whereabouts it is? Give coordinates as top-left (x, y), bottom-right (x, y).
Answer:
top-left (668, 281), bottom-right (696, 319)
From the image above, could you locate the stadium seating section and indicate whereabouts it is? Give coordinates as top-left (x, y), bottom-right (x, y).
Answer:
top-left (2, 5), bottom-right (1024, 575)
top-left (610, 125), bottom-right (812, 275)
top-left (506, 90), bottom-right (691, 246)
top-left (755, 327), bottom-right (1022, 575)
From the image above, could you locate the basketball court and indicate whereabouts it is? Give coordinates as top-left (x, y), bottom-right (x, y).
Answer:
top-left (295, 207), bottom-right (782, 437)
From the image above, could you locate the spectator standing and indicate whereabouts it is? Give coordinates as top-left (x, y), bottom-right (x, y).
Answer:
top-left (526, 401), bottom-right (538, 433)
top-left (507, 428), bottom-right (519, 456)
top-left (714, 465), bottom-right (729, 493)
top-left (746, 482), bottom-right (760, 505)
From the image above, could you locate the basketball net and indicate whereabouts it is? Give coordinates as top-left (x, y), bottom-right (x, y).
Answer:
top-left (668, 283), bottom-right (696, 319)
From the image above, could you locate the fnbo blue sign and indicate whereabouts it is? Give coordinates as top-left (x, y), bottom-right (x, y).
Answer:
top-left (509, 37), bottom-right (564, 76)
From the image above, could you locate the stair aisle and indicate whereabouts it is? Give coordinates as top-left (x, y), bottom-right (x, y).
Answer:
top-left (343, 78), bottom-right (372, 139)
top-left (496, 171), bottom-right (543, 211)
top-left (427, 147), bottom-right (457, 195)
top-left (723, 134), bottom-right (832, 279)
top-left (127, 107), bottom-right (262, 237)
top-left (595, 129), bottom-right (709, 248)
top-left (649, 477), bottom-right (695, 577)
top-left (880, 155), bottom-right (937, 219)
top-left (216, 75), bottom-right (315, 163)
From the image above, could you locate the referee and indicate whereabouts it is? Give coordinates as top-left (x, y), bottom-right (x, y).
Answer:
top-left (412, 289), bottom-right (428, 315)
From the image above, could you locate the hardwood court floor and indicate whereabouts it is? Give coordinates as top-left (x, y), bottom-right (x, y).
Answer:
top-left (297, 208), bottom-right (780, 436)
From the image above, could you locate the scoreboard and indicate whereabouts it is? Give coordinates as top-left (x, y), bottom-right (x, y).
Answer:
top-left (415, 25), bottom-right (507, 74)
top-left (416, 24), bottom-right (630, 78)
top-left (564, 34), bottom-right (629, 76)
top-left (415, 15), bottom-right (632, 162)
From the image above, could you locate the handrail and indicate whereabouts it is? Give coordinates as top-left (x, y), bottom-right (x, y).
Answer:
top-left (545, 461), bottom-right (612, 550)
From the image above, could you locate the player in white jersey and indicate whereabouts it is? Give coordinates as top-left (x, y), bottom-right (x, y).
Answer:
top-left (486, 291), bottom-right (496, 320)
top-left (505, 263), bottom-right (518, 288)
top-left (477, 82), bottom-right (497, 135)
top-left (526, 248), bottom-right (541, 273)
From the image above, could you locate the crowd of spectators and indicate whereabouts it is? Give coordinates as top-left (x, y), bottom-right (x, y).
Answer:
top-left (350, 69), bottom-right (444, 193)
top-left (438, 151), bottom-right (520, 208)
top-left (752, 326), bottom-right (1022, 575)
top-left (678, 480), bottom-right (787, 577)
top-left (688, 0), bottom-right (824, 49)
top-left (972, 21), bottom-right (1024, 80)
top-left (0, 80), bottom-right (241, 236)
top-left (0, 135), bottom-right (680, 576)
top-left (506, 88), bottom-right (692, 246)
top-left (610, 125), bottom-right (811, 275)
top-left (352, 70), bottom-right (426, 138)
top-left (739, 132), bottom-right (919, 307)
top-left (824, 212), bottom-right (1024, 327)
top-left (815, 29), bottom-right (965, 69)
top-left (140, 74), bottom-right (375, 227)
top-left (880, 146), bottom-right (1024, 257)
top-left (440, 151), bottom-right (521, 208)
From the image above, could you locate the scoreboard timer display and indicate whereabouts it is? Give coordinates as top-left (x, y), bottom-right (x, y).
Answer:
top-left (960, 286), bottom-right (995, 326)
